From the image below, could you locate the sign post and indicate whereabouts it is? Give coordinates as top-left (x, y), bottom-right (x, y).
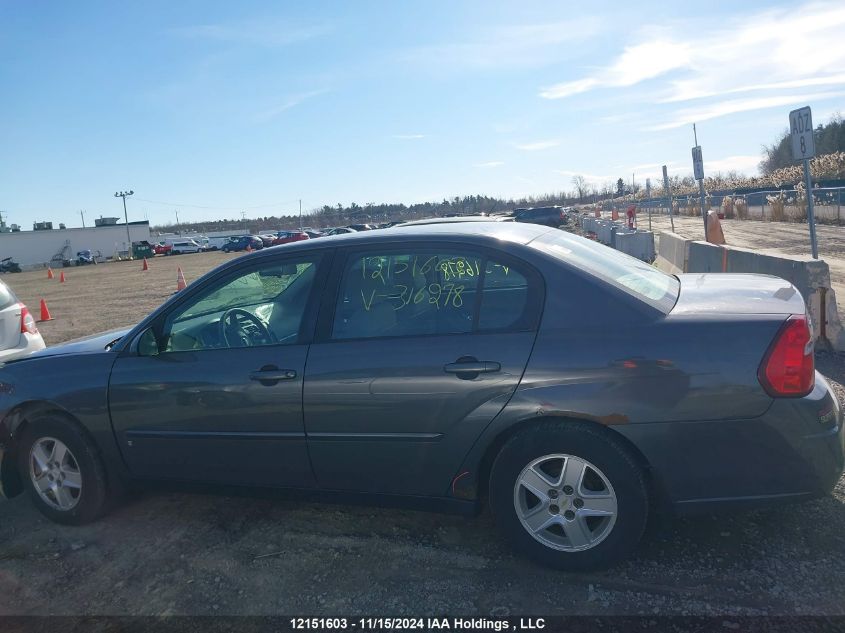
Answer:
top-left (691, 126), bottom-right (707, 241)
top-left (646, 178), bottom-right (652, 231)
top-left (789, 106), bottom-right (818, 259)
top-left (662, 165), bottom-right (674, 232)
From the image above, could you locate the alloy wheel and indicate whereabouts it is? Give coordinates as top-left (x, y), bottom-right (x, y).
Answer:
top-left (513, 453), bottom-right (617, 552)
top-left (29, 437), bottom-right (82, 511)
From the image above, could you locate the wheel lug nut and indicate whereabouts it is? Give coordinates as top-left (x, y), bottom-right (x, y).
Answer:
top-left (548, 489), bottom-right (559, 499)
top-left (564, 510), bottom-right (576, 520)
top-left (562, 485), bottom-right (574, 495)
top-left (549, 504), bottom-right (560, 514)
top-left (574, 498), bottom-right (584, 508)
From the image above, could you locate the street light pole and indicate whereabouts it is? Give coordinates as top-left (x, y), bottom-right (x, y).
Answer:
top-left (114, 190), bottom-right (135, 259)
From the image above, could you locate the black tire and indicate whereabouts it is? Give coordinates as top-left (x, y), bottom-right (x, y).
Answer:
top-left (17, 414), bottom-right (110, 525)
top-left (489, 421), bottom-right (648, 571)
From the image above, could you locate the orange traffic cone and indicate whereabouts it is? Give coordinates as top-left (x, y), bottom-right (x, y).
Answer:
top-left (611, 208), bottom-right (619, 221)
top-left (59, 271), bottom-right (66, 283)
top-left (38, 299), bottom-right (53, 322)
top-left (142, 258), bottom-right (149, 271)
top-left (47, 267), bottom-right (54, 279)
top-left (245, 244), bottom-right (253, 252)
top-left (176, 267), bottom-right (187, 291)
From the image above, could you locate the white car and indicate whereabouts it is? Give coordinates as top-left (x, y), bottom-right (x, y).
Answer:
top-left (0, 279), bottom-right (46, 362)
top-left (170, 240), bottom-right (203, 255)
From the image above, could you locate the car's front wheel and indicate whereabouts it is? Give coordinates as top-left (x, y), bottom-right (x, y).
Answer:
top-left (489, 421), bottom-right (648, 571)
top-left (17, 414), bottom-right (111, 525)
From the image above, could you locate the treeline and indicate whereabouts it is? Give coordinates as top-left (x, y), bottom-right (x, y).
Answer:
top-left (153, 193), bottom-right (586, 234)
top-left (761, 114), bottom-right (844, 174)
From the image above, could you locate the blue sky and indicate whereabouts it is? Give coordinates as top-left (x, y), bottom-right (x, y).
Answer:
top-left (2, 0), bottom-right (844, 227)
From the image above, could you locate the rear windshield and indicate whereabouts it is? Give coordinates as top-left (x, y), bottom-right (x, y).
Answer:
top-left (530, 231), bottom-right (679, 313)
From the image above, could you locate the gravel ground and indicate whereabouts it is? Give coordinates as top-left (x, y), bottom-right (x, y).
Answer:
top-left (0, 248), bottom-right (844, 616)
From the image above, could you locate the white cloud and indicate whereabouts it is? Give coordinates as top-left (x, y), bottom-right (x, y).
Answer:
top-left (538, 1), bottom-right (845, 127)
top-left (515, 140), bottom-right (560, 151)
top-left (648, 90), bottom-right (845, 130)
top-left (539, 78), bottom-right (599, 100)
top-left (474, 161), bottom-right (505, 168)
top-left (171, 20), bottom-right (332, 47)
top-left (392, 134), bottom-right (425, 140)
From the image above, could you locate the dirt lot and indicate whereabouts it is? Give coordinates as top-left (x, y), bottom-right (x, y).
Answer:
top-left (1, 249), bottom-right (844, 616)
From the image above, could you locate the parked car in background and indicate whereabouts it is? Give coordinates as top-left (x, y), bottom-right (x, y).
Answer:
top-left (512, 206), bottom-right (568, 228)
top-left (1, 222), bottom-right (841, 572)
top-left (0, 278), bottom-right (45, 361)
top-left (132, 241), bottom-right (156, 260)
top-left (222, 235), bottom-right (263, 252)
top-left (324, 227), bottom-right (357, 236)
top-left (258, 235), bottom-right (276, 248)
top-left (303, 230), bottom-right (325, 239)
top-left (0, 258), bottom-right (21, 273)
top-left (153, 242), bottom-right (172, 256)
top-left (395, 215), bottom-right (515, 227)
top-left (170, 240), bottom-right (203, 255)
top-left (205, 236), bottom-right (239, 251)
top-left (272, 231), bottom-right (310, 246)
top-left (348, 223), bottom-right (374, 231)
top-left (76, 250), bottom-right (95, 265)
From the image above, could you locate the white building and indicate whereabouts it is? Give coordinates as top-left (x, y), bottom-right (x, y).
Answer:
top-left (0, 222), bottom-right (151, 268)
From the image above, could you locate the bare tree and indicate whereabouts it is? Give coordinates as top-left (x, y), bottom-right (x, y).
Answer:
top-left (571, 175), bottom-right (587, 203)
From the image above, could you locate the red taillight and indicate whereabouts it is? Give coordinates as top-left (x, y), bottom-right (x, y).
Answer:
top-left (758, 315), bottom-right (814, 397)
top-left (19, 303), bottom-right (38, 335)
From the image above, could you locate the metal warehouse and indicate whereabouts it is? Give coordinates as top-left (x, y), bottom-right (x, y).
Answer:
top-left (0, 220), bottom-right (151, 269)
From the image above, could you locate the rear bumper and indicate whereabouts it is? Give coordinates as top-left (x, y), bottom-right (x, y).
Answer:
top-left (0, 332), bottom-right (46, 362)
top-left (617, 371), bottom-right (844, 514)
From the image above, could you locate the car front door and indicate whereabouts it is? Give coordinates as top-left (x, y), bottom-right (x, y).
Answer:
top-left (109, 252), bottom-right (330, 487)
top-left (303, 245), bottom-right (543, 497)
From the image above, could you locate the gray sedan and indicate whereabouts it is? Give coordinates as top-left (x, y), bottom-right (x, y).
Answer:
top-left (0, 222), bottom-right (842, 570)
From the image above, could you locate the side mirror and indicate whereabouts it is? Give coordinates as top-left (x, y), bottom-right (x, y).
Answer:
top-left (137, 328), bottom-right (160, 357)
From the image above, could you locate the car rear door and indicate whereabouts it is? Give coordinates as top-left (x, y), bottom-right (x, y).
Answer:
top-left (108, 251), bottom-right (331, 488)
top-left (303, 244), bottom-right (543, 497)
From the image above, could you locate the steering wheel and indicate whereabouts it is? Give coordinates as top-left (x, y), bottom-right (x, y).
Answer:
top-left (219, 308), bottom-right (274, 348)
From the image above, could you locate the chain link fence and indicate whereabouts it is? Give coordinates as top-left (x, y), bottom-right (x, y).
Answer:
top-left (607, 186), bottom-right (845, 225)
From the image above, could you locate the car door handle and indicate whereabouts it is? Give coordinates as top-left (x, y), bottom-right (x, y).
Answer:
top-left (443, 361), bottom-right (501, 374)
top-left (249, 366), bottom-right (297, 385)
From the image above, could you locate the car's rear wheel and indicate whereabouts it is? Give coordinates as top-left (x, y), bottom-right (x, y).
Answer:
top-left (489, 421), bottom-right (648, 571)
top-left (17, 414), bottom-right (110, 525)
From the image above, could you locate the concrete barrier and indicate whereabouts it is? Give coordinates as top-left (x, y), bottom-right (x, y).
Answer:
top-left (612, 227), bottom-right (655, 262)
top-left (654, 231), bottom-right (691, 275)
top-left (595, 220), bottom-right (614, 245)
top-left (677, 239), bottom-right (844, 351)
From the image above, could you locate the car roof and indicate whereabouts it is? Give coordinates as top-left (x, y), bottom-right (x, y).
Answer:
top-left (243, 221), bottom-right (555, 261)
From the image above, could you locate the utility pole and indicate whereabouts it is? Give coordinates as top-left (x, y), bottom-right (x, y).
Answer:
top-left (175, 210), bottom-right (180, 235)
top-left (80, 209), bottom-right (85, 228)
top-left (299, 199), bottom-right (302, 231)
top-left (114, 190), bottom-right (134, 258)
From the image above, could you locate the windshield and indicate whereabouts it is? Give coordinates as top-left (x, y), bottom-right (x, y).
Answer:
top-left (531, 231), bottom-right (679, 313)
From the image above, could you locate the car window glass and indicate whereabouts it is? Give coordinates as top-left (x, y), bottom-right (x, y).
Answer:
top-left (478, 259), bottom-right (532, 331)
top-left (333, 251), bottom-right (482, 340)
top-left (162, 257), bottom-right (320, 352)
top-left (530, 231), bottom-right (678, 312)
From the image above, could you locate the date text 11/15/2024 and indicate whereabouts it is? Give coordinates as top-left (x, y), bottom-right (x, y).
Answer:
top-left (289, 617), bottom-right (546, 630)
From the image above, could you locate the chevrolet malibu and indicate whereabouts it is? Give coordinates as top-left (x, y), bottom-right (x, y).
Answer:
top-left (0, 223), bottom-right (842, 570)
